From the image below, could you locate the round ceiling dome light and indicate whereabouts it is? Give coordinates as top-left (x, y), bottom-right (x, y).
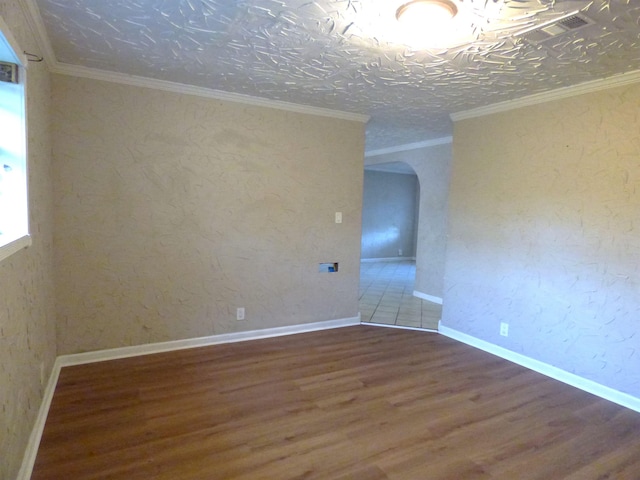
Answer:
top-left (395, 0), bottom-right (459, 32)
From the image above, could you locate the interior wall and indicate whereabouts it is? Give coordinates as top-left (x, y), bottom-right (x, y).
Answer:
top-left (443, 83), bottom-right (640, 397)
top-left (365, 143), bottom-right (452, 299)
top-left (0, 3), bottom-right (56, 479)
top-left (52, 75), bottom-right (365, 354)
top-left (361, 169), bottom-right (418, 259)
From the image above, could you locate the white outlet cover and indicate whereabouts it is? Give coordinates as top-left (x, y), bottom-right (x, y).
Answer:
top-left (500, 322), bottom-right (509, 336)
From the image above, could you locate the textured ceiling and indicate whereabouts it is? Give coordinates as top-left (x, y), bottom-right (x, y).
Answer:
top-left (34, 0), bottom-right (640, 150)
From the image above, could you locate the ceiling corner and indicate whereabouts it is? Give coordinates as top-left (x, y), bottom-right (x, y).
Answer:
top-left (451, 68), bottom-right (640, 122)
top-left (19, 0), bottom-right (58, 69)
top-left (52, 61), bottom-right (371, 124)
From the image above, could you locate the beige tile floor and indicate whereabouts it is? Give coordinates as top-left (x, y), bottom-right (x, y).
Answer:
top-left (359, 260), bottom-right (441, 330)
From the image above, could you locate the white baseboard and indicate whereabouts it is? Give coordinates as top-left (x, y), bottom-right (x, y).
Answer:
top-left (17, 357), bottom-right (62, 480)
top-left (439, 325), bottom-right (640, 414)
top-left (57, 316), bottom-right (360, 367)
top-left (360, 257), bottom-right (416, 263)
top-left (18, 316), bottom-right (360, 479)
top-left (413, 291), bottom-right (443, 304)
top-left (26, 317), bottom-right (637, 479)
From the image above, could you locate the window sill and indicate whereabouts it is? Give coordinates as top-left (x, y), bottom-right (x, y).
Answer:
top-left (0, 234), bottom-right (32, 263)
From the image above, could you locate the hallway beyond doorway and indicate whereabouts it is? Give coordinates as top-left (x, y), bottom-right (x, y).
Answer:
top-left (359, 260), bottom-right (441, 330)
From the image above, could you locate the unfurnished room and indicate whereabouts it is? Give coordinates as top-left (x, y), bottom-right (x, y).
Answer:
top-left (1, 0), bottom-right (640, 478)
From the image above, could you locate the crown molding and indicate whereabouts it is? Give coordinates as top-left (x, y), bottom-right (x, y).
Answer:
top-left (19, 0), bottom-right (369, 123)
top-left (451, 69), bottom-right (640, 121)
top-left (50, 62), bottom-right (370, 123)
top-left (365, 164), bottom-right (417, 175)
top-left (19, 0), bottom-right (57, 68)
top-left (365, 136), bottom-right (453, 158)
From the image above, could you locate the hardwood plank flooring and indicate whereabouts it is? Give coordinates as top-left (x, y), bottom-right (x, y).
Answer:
top-left (32, 326), bottom-right (640, 479)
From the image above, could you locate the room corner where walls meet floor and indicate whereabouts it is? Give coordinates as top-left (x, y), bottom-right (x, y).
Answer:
top-left (359, 260), bottom-right (441, 330)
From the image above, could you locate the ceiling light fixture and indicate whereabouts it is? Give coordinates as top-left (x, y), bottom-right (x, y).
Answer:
top-left (395, 0), bottom-right (458, 29)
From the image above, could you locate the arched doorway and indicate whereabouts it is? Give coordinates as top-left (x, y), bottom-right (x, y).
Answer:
top-left (359, 162), bottom-right (441, 330)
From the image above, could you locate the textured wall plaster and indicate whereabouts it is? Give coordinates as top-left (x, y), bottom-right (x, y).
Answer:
top-left (365, 143), bottom-right (452, 298)
top-left (361, 170), bottom-right (418, 259)
top-left (52, 75), bottom-right (365, 354)
top-left (443, 83), bottom-right (640, 396)
top-left (0, 2), bottom-right (56, 479)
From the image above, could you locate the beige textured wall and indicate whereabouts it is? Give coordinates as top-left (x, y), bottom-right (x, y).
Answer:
top-left (0, 3), bottom-right (56, 479)
top-left (443, 83), bottom-right (640, 396)
top-left (52, 75), bottom-right (365, 354)
top-left (365, 143), bottom-right (452, 299)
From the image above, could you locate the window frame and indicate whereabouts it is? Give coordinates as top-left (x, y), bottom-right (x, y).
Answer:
top-left (0, 16), bottom-right (31, 263)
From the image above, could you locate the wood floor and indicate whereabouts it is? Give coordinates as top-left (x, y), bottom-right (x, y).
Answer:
top-left (32, 326), bottom-right (640, 479)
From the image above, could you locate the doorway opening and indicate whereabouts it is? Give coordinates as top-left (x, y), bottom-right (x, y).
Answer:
top-left (359, 162), bottom-right (441, 330)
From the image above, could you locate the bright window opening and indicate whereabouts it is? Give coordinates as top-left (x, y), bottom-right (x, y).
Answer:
top-left (0, 18), bottom-right (30, 263)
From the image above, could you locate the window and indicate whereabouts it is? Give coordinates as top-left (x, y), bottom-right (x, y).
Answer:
top-left (0, 18), bottom-right (30, 263)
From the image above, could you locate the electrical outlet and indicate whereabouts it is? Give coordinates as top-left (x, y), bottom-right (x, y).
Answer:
top-left (500, 322), bottom-right (509, 337)
top-left (236, 307), bottom-right (245, 320)
top-left (398, 249), bottom-right (403, 256)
